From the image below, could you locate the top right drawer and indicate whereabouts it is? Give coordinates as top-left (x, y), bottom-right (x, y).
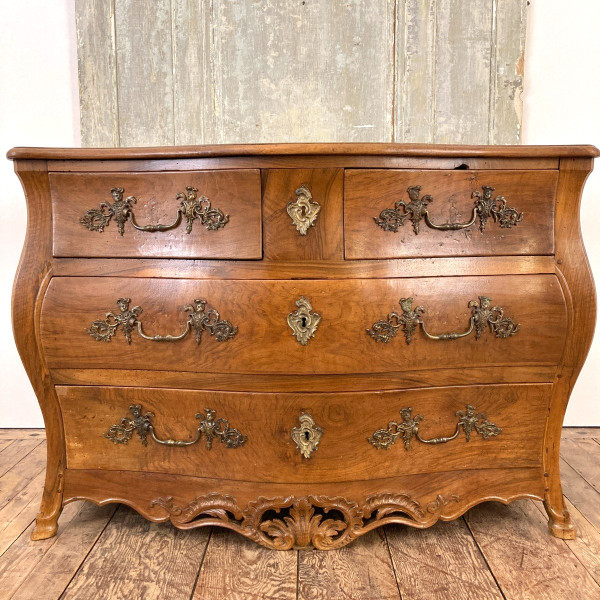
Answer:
top-left (344, 169), bottom-right (558, 259)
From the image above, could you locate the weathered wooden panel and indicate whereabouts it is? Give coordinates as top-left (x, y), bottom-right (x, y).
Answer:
top-left (395, 0), bottom-right (437, 143)
top-left (76, 0), bottom-right (527, 147)
top-left (172, 0), bottom-right (215, 145)
top-left (492, 0), bottom-right (526, 144)
top-left (434, 0), bottom-right (493, 144)
top-left (114, 0), bottom-right (174, 146)
top-left (212, 0), bottom-right (395, 143)
top-left (75, 0), bottom-right (118, 147)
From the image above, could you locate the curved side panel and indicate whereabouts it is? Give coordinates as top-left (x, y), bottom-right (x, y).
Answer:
top-left (12, 160), bottom-right (64, 540)
top-left (544, 157), bottom-right (597, 538)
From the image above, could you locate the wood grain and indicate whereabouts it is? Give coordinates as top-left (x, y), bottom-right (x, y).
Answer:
top-left (0, 439), bottom-right (44, 478)
top-left (561, 457), bottom-right (600, 529)
top-left (491, 0), bottom-right (527, 144)
top-left (466, 500), bottom-right (600, 600)
top-left (50, 170), bottom-right (262, 259)
top-left (192, 529), bottom-right (297, 600)
top-left (0, 501), bottom-right (113, 600)
top-left (114, 0), bottom-right (173, 146)
top-left (56, 383), bottom-right (550, 483)
top-left (40, 275), bottom-right (567, 375)
top-left (386, 519), bottom-right (503, 600)
top-left (344, 169), bottom-right (557, 259)
top-left (9, 143), bottom-right (599, 161)
top-left (61, 506), bottom-right (209, 600)
top-left (211, 0), bottom-right (394, 144)
top-left (52, 255), bottom-right (557, 280)
top-left (543, 158), bottom-right (597, 538)
top-left (171, 0), bottom-right (214, 145)
top-left (262, 169), bottom-right (343, 261)
top-left (74, 0), bottom-right (118, 147)
top-left (434, 0), bottom-right (492, 144)
top-left (297, 529), bottom-right (399, 600)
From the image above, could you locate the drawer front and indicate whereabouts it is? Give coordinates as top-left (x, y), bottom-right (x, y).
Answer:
top-left (262, 169), bottom-right (343, 260)
top-left (344, 169), bottom-right (557, 259)
top-left (41, 275), bottom-right (566, 375)
top-left (57, 384), bottom-right (551, 483)
top-left (50, 170), bottom-right (262, 258)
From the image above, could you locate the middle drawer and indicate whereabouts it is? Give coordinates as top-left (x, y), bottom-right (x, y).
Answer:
top-left (41, 275), bottom-right (566, 375)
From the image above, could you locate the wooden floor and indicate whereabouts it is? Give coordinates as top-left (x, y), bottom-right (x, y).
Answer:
top-left (0, 429), bottom-right (599, 600)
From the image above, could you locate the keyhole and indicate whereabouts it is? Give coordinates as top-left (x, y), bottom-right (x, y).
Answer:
top-left (303, 430), bottom-right (311, 441)
top-left (301, 316), bottom-right (308, 328)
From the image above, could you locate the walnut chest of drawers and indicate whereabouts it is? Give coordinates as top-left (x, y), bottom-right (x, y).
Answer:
top-left (9, 143), bottom-right (598, 550)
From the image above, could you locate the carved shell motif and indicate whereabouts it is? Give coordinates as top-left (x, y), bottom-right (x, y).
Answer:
top-left (150, 492), bottom-right (460, 550)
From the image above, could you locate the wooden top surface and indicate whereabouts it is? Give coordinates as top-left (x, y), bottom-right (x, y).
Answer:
top-left (7, 143), bottom-right (600, 161)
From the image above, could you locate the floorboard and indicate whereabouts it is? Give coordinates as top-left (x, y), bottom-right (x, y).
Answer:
top-left (61, 505), bottom-right (210, 600)
top-left (386, 517), bottom-right (503, 600)
top-left (0, 429), bottom-right (599, 600)
top-left (297, 529), bottom-right (399, 600)
top-left (192, 528), bottom-right (297, 600)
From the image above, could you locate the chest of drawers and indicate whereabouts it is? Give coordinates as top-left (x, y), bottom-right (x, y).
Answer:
top-left (9, 143), bottom-right (598, 550)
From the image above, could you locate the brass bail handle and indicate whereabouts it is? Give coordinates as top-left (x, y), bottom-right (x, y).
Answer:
top-left (374, 185), bottom-right (523, 235)
top-left (80, 186), bottom-right (229, 236)
top-left (367, 295), bottom-right (520, 345)
top-left (104, 405), bottom-right (247, 449)
top-left (87, 298), bottom-right (238, 345)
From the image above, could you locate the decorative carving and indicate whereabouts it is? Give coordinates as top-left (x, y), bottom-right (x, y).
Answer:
top-left (374, 185), bottom-right (523, 235)
top-left (151, 492), bottom-right (461, 550)
top-left (368, 404), bottom-right (502, 450)
top-left (287, 184), bottom-right (320, 235)
top-left (367, 295), bottom-right (519, 345)
top-left (287, 296), bottom-right (321, 346)
top-left (80, 186), bottom-right (228, 236)
top-left (104, 405), bottom-right (247, 449)
top-left (291, 413), bottom-right (323, 459)
top-left (87, 298), bottom-right (237, 345)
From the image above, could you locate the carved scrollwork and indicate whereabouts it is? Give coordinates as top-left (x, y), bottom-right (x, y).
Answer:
top-left (287, 296), bottom-right (321, 346)
top-left (80, 186), bottom-right (229, 236)
top-left (367, 295), bottom-right (519, 345)
top-left (104, 405), bottom-right (247, 449)
top-left (87, 298), bottom-right (237, 345)
top-left (150, 491), bottom-right (460, 550)
top-left (368, 404), bottom-right (502, 451)
top-left (287, 184), bottom-right (320, 235)
top-left (374, 185), bottom-right (523, 235)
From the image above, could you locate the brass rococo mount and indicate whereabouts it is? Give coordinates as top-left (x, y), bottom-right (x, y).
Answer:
top-left (80, 186), bottom-right (229, 235)
top-left (368, 295), bottom-right (520, 345)
top-left (87, 298), bottom-right (237, 345)
top-left (374, 185), bottom-right (523, 235)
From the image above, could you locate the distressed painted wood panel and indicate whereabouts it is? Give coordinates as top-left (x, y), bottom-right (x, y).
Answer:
top-left (76, 0), bottom-right (527, 146)
top-left (114, 0), bottom-right (174, 146)
top-left (433, 0), bottom-right (493, 144)
top-left (75, 0), bottom-right (118, 147)
top-left (212, 0), bottom-right (395, 143)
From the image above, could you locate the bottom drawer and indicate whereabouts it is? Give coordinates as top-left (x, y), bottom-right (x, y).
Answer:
top-left (57, 384), bottom-right (551, 484)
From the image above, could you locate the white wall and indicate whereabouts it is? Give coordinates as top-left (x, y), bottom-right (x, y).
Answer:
top-left (0, 0), bottom-right (598, 426)
top-left (0, 0), bottom-right (80, 427)
top-left (522, 0), bottom-right (600, 425)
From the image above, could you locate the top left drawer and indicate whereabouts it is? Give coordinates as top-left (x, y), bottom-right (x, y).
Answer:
top-left (50, 170), bottom-right (262, 259)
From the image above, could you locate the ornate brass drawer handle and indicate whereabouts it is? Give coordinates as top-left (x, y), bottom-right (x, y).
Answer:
top-left (80, 186), bottom-right (229, 236)
top-left (287, 184), bottom-right (320, 235)
top-left (369, 405), bottom-right (502, 450)
top-left (367, 295), bottom-right (519, 345)
top-left (87, 298), bottom-right (237, 344)
top-left (291, 413), bottom-right (323, 459)
top-left (105, 405), bottom-right (247, 449)
top-left (374, 185), bottom-right (523, 234)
